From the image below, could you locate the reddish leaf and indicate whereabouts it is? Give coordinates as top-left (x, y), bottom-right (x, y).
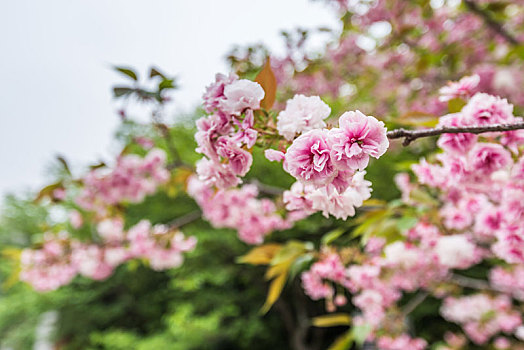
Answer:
top-left (255, 58), bottom-right (277, 110)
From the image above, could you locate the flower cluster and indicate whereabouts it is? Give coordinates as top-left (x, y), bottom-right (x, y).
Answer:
top-left (276, 94), bottom-right (331, 141)
top-left (194, 81), bottom-right (389, 242)
top-left (411, 92), bottom-right (524, 265)
top-left (187, 176), bottom-right (290, 244)
top-left (296, 86), bottom-right (524, 347)
top-left (75, 149), bottom-right (170, 215)
top-left (490, 265), bottom-right (524, 301)
top-left (277, 108), bottom-right (388, 220)
top-left (20, 219), bottom-right (196, 291)
top-left (195, 74), bottom-right (264, 189)
top-left (441, 294), bottom-right (522, 344)
top-left (301, 252), bottom-right (350, 304)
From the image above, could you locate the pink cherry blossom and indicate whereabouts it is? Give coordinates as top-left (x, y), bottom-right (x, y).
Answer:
top-left (434, 234), bottom-right (478, 269)
top-left (328, 110), bottom-right (389, 171)
top-left (461, 92), bottom-right (515, 126)
top-left (202, 73), bottom-right (238, 113)
top-left (437, 113), bottom-right (478, 153)
top-left (218, 79), bottom-right (265, 116)
top-left (469, 143), bottom-right (512, 175)
top-left (439, 74), bottom-right (480, 102)
top-left (276, 94), bottom-right (331, 140)
top-left (195, 158), bottom-right (241, 189)
top-left (215, 137), bottom-right (253, 176)
top-left (284, 129), bottom-right (336, 187)
top-left (264, 149), bottom-right (285, 162)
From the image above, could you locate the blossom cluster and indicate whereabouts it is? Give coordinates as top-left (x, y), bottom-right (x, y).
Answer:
top-left (195, 73), bottom-right (264, 189)
top-left (193, 78), bottom-right (390, 243)
top-left (297, 87), bottom-right (524, 347)
top-left (411, 92), bottom-right (524, 265)
top-left (441, 294), bottom-right (521, 345)
top-left (75, 148), bottom-right (170, 215)
top-left (187, 175), bottom-right (291, 244)
top-left (277, 107), bottom-right (388, 220)
top-left (19, 219), bottom-right (196, 292)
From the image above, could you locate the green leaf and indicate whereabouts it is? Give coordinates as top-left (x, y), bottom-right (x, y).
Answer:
top-left (448, 97), bottom-right (466, 113)
top-left (351, 323), bottom-right (372, 345)
top-left (396, 216), bottom-right (418, 232)
top-left (149, 67), bottom-right (166, 79)
top-left (328, 331), bottom-right (354, 350)
top-left (321, 228), bottom-right (346, 246)
top-left (158, 78), bottom-right (176, 91)
top-left (114, 66), bottom-right (138, 81)
top-left (260, 271), bottom-right (287, 314)
top-left (89, 162), bottom-right (106, 170)
top-left (271, 240), bottom-right (309, 266)
top-left (312, 313), bottom-right (352, 327)
top-left (113, 86), bottom-right (134, 98)
top-left (237, 244), bottom-right (282, 265)
top-left (56, 155), bottom-right (72, 175)
top-left (409, 188), bottom-right (439, 206)
top-left (289, 253), bottom-right (314, 279)
top-left (34, 182), bottom-right (63, 203)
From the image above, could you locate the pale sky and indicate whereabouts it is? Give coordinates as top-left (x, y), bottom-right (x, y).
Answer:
top-left (0, 0), bottom-right (337, 197)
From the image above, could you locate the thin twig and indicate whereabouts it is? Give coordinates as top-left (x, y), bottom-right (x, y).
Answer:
top-left (402, 292), bottom-right (428, 316)
top-left (167, 210), bottom-right (202, 228)
top-left (249, 179), bottom-right (286, 195)
top-left (464, 0), bottom-right (519, 45)
top-left (387, 122), bottom-right (524, 146)
top-left (449, 273), bottom-right (499, 292)
top-left (152, 109), bottom-right (186, 168)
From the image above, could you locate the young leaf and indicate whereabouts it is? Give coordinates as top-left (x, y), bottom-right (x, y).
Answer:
top-left (114, 66), bottom-right (138, 81)
top-left (312, 313), bottom-right (352, 327)
top-left (237, 244), bottom-right (282, 265)
top-left (158, 78), bottom-right (176, 91)
top-left (289, 253), bottom-right (314, 279)
top-left (260, 271), bottom-right (287, 314)
top-left (113, 86), bottom-right (134, 98)
top-left (351, 324), bottom-right (372, 345)
top-left (271, 240), bottom-right (310, 266)
top-left (150, 67), bottom-right (166, 79)
top-left (34, 182), bottom-right (63, 203)
top-left (321, 228), bottom-right (346, 246)
top-left (328, 331), bottom-right (354, 350)
top-left (56, 155), bottom-right (72, 175)
top-left (255, 58), bottom-right (277, 110)
top-left (448, 97), bottom-right (466, 113)
top-left (89, 162), bottom-right (107, 170)
top-left (396, 216), bottom-right (418, 232)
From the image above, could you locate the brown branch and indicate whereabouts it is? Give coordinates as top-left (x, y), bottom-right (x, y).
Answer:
top-left (464, 0), bottom-right (519, 45)
top-left (449, 273), bottom-right (499, 292)
top-left (249, 179), bottom-right (285, 195)
top-left (167, 210), bottom-right (201, 228)
top-left (402, 292), bottom-right (428, 316)
top-left (387, 122), bottom-right (524, 146)
top-left (151, 109), bottom-right (188, 168)
top-left (153, 120), bottom-right (183, 166)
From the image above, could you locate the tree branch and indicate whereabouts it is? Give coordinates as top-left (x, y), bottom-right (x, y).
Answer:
top-left (449, 273), bottom-right (499, 292)
top-left (151, 110), bottom-right (187, 168)
top-left (167, 210), bottom-right (202, 228)
top-left (402, 292), bottom-right (428, 316)
top-left (464, 0), bottom-right (519, 45)
top-left (387, 122), bottom-right (524, 146)
top-left (249, 179), bottom-right (286, 195)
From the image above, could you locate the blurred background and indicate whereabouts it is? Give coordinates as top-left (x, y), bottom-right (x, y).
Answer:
top-left (0, 0), bottom-right (336, 197)
top-left (2, 0), bottom-right (524, 349)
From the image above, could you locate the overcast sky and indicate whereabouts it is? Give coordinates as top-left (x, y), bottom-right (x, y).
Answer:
top-left (0, 0), bottom-right (337, 198)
